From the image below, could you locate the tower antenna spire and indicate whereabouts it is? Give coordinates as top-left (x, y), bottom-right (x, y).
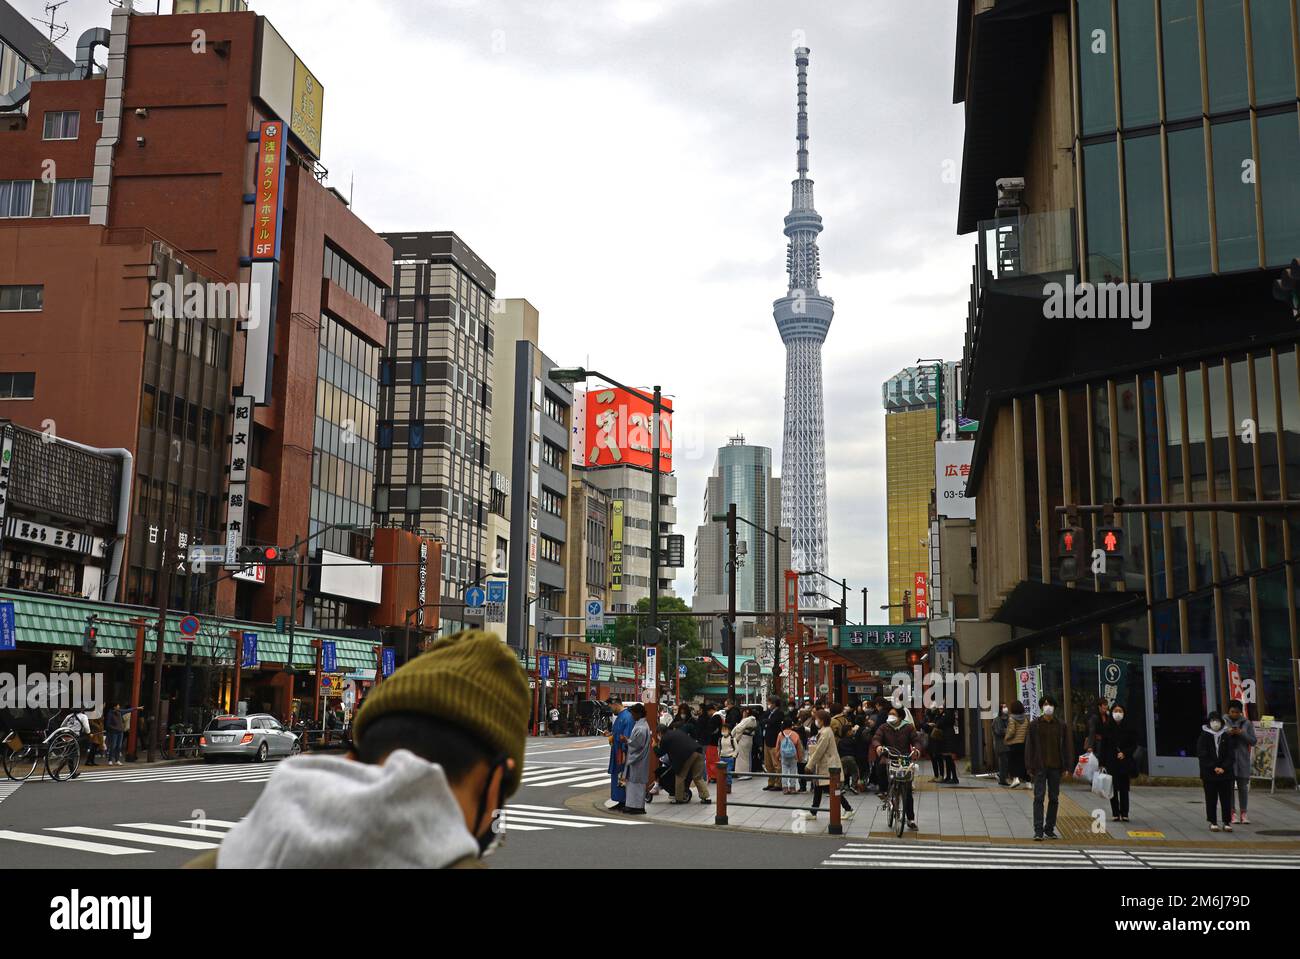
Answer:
top-left (795, 46), bottom-right (810, 179)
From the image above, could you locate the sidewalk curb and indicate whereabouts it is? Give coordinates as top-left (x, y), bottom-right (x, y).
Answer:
top-left (573, 792), bottom-right (1300, 853)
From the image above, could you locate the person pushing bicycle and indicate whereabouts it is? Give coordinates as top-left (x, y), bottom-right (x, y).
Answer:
top-left (872, 704), bottom-right (921, 831)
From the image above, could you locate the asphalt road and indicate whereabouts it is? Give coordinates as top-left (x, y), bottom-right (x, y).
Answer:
top-left (0, 736), bottom-right (842, 869)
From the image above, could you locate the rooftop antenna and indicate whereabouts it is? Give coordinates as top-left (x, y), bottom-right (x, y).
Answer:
top-left (30, 1), bottom-right (69, 70)
top-left (350, 172), bottom-right (355, 207)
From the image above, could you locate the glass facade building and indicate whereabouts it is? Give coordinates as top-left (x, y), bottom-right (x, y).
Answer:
top-left (956, 1), bottom-right (1300, 764)
top-left (1076, 0), bottom-right (1300, 281)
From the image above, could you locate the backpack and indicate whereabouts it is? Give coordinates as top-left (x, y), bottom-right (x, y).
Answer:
top-left (780, 734), bottom-right (797, 760)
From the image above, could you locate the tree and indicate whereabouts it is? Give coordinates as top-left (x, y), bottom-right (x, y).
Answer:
top-left (612, 596), bottom-right (709, 702)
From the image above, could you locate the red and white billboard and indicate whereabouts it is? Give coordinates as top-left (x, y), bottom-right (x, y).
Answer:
top-left (913, 572), bottom-right (929, 619)
top-left (583, 388), bottom-right (673, 472)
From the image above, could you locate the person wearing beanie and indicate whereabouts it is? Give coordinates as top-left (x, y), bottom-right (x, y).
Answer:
top-left (189, 630), bottom-right (530, 869)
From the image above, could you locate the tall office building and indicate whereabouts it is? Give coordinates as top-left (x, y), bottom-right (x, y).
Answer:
top-left (694, 437), bottom-right (790, 652)
top-left (571, 389), bottom-right (679, 614)
top-left (774, 47), bottom-right (833, 596)
top-left (488, 299), bottom-right (574, 655)
top-left (376, 232), bottom-right (496, 636)
top-left (881, 365), bottom-right (951, 626)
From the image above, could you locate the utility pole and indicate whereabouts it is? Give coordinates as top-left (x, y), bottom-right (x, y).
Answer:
top-left (649, 385), bottom-right (662, 704)
top-left (148, 496), bottom-right (177, 764)
top-left (726, 503), bottom-right (738, 701)
top-left (862, 587), bottom-right (869, 625)
top-left (772, 523), bottom-right (782, 699)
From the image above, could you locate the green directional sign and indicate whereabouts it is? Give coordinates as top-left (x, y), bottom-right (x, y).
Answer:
top-left (586, 624), bottom-right (616, 644)
top-left (832, 624), bottom-right (922, 651)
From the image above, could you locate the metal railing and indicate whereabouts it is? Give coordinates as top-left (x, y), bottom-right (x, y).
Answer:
top-left (712, 762), bottom-right (847, 836)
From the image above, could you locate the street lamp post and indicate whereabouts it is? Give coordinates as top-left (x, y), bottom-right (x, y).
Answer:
top-left (550, 367), bottom-right (666, 703)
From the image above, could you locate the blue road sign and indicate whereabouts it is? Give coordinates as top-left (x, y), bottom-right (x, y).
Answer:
top-left (0, 602), bottom-right (15, 651)
top-left (679, 664), bottom-right (688, 679)
top-left (322, 640), bottom-right (337, 674)
top-left (241, 632), bottom-right (258, 668)
top-left (487, 580), bottom-right (507, 605)
top-left (382, 648), bottom-right (396, 677)
top-left (465, 587), bottom-right (487, 609)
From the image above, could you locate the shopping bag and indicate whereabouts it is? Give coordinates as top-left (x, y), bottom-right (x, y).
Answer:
top-left (1073, 751), bottom-right (1099, 783)
top-left (1091, 770), bottom-right (1114, 801)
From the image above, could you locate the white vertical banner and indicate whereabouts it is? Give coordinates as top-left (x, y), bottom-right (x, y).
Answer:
top-left (225, 396), bottom-right (254, 568)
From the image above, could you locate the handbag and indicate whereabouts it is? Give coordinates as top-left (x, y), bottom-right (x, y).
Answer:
top-left (1091, 770), bottom-right (1114, 801)
top-left (1073, 751), bottom-right (1099, 783)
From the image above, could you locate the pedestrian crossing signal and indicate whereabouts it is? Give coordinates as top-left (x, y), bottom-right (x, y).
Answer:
top-left (1057, 525), bottom-right (1087, 582)
top-left (1094, 525), bottom-right (1125, 581)
top-left (82, 615), bottom-right (98, 653)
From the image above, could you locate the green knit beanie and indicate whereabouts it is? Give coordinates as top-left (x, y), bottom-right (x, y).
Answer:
top-left (353, 630), bottom-right (531, 795)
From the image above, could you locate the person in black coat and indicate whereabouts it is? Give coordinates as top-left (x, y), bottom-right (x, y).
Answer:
top-left (1097, 702), bottom-right (1139, 822)
top-left (1197, 711), bottom-right (1235, 831)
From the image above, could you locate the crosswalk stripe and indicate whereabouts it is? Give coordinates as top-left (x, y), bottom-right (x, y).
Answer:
top-left (829, 852), bottom-right (1088, 865)
top-left (0, 782), bottom-right (21, 806)
top-left (0, 830), bottom-right (152, 855)
top-left (506, 810), bottom-right (608, 826)
top-left (180, 819), bottom-right (240, 829)
top-left (47, 827), bottom-right (219, 850)
top-left (517, 764), bottom-right (603, 779)
top-left (500, 823), bottom-right (549, 832)
top-left (506, 805), bottom-right (564, 813)
top-left (114, 822), bottom-right (233, 839)
top-left (823, 860), bottom-right (1094, 869)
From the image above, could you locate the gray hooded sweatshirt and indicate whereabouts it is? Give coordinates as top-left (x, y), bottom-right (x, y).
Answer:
top-left (217, 749), bottom-right (480, 869)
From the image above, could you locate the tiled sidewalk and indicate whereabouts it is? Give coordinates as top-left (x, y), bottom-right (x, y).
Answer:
top-left (628, 768), bottom-right (1300, 849)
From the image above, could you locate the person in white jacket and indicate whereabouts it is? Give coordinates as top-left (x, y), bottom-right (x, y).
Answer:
top-left (731, 708), bottom-right (758, 777)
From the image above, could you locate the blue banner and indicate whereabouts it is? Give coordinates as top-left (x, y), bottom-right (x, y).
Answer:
top-left (591, 662), bottom-right (601, 681)
top-left (0, 601), bottom-right (14, 651)
top-left (540, 656), bottom-right (550, 679)
top-left (382, 648), bottom-right (396, 678)
top-left (558, 659), bottom-right (569, 681)
top-left (241, 632), bottom-right (258, 668)
top-left (322, 640), bottom-right (337, 675)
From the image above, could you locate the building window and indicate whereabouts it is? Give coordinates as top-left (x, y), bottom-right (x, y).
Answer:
top-left (540, 535), bottom-right (563, 565)
top-left (544, 394), bottom-right (567, 425)
top-left (541, 487), bottom-right (564, 518)
top-left (0, 285), bottom-right (42, 311)
top-left (51, 179), bottom-right (92, 217)
top-left (0, 181), bottom-right (33, 218)
top-left (42, 111), bottom-right (80, 140)
top-left (542, 440), bottom-right (566, 472)
top-left (0, 372), bottom-right (35, 400)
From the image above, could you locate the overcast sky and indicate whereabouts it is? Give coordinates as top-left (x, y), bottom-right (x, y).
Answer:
top-left (28, 0), bottom-right (974, 617)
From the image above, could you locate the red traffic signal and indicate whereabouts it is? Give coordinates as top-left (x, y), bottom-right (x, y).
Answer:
top-left (1057, 524), bottom-right (1087, 582)
top-left (906, 651), bottom-right (922, 667)
top-left (1094, 525), bottom-right (1125, 580)
top-left (237, 545), bottom-right (293, 566)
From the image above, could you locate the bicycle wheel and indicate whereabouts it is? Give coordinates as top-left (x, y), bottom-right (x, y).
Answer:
top-left (3, 739), bottom-right (38, 781)
top-left (45, 731), bottom-right (81, 781)
top-left (887, 785), bottom-right (897, 830)
top-left (895, 786), bottom-right (906, 837)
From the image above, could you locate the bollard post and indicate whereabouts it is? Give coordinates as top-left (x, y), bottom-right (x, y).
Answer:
top-left (829, 767), bottom-right (843, 836)
top-left (714, 762), bottom-right (729, 825)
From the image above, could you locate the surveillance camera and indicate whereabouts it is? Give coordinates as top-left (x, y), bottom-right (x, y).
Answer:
top-left (996, 177), bottom-right (1025, 193)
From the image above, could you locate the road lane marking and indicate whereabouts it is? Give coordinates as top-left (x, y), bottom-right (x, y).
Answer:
top-left (0, 830), bottom-right (151, 856)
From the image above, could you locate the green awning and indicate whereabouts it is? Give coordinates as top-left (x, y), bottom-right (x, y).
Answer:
top-left (0, 589), bottom-right (379, 670)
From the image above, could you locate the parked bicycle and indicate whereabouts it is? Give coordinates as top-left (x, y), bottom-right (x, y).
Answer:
top-left (879, 745), bottom-right (918, 838)
top-left (2, 713), bottom-right (83, 782)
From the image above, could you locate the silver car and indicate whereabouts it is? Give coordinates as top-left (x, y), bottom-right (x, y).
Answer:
top-left (200, 714), bottom-right (301, 763)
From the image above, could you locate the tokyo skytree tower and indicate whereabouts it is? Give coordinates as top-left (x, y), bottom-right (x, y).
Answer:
top-left (775, 47), bottom-right (833, 594)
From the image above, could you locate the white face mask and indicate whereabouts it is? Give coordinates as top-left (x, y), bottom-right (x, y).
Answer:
top-left (1112, 711), bottom-right (1124, 721)
top-left (1042, 706), bottom-right (1055, 717)
top-left (1210, 720), bottom-right (1223, 731)
top-left (887, 715), bottom-right (900, 726)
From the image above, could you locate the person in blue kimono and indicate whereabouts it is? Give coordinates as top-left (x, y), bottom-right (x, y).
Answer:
top-left (608, 698), bottom-right (634, 810)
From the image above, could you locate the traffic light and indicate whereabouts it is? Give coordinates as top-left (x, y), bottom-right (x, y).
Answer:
top-left (1274, 258), bottom-right (1300, 319)
top-left (1095, 525), bottom-right (1125, 580)
top-left (236, 545), bottom-right (293, 566)
top-left (906, 650), bottom-right (922, 668)
top-left (1057, 522), bottom-right (1087, 582)
top-left (82, 614), bottom-right (99, 653)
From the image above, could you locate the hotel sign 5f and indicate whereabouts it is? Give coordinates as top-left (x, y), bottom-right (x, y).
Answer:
top-left (250, 120), bottom-right (287, 262)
